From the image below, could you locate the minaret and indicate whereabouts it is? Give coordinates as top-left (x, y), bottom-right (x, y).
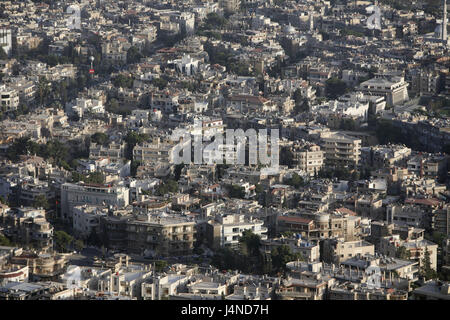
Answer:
top-left (443, 0), bottom-right (448, 43)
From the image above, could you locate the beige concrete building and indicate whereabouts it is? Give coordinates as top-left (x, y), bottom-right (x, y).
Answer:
top-left (292, 143), bottom-right (324, 176)
top-left (320, 132), bottom-right (361, 166)
top-left (379, 235), bottom-right (438, 270)
top-left (100, 212), bottom-right (196, 257)
top-left (322, 239), bottom-right (375, 264)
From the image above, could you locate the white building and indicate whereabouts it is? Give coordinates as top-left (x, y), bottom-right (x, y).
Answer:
top-left (72, 205), bottom-right (107, 239)
top-left (60, 182), bottom-right (130, 222)
top-left (65, 98), bottom-right (104, 118)
top-left (0, 29), bottom-right (12, 56)
top-left (359, 74), bottom-right (409, 106)
top-left (0, 84), bottom-right (20, 112)
top-left (208, 214), bottom-right (268, 248)
top-left (172, 55), bottom-right (200, 76)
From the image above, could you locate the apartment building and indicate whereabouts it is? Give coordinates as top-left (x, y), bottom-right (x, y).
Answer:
top-left (434, 204), bottom-right (450, 236)
top-left (0, 28), bottom-right (12, 56)
top-left (320, 132), bottom-right (361, 167)
top-left (361, 144), bottom-right (411, 168)
top-left (89, 142), bottom-right (126, 161)
top-left (0, 84), bottom-right (19, 112)
top-left (142, 273), bottom-right (191, 300)
top-left (8, 77), bottom-right (36, 105)
top-left (412, 281), bottom-right (450, 300)
top-left (206, 214), bottom-right (267, 249)
top-left (60, 182), bottom-right (130, 222)
top-left (133, 141), bottom-right (174, 164)
top-left (277, 212), bottom-right (362, 241)
top-left (359, 74), bottom-right (409, 106)
top-left (99, 212), bottom-right (196, 257)
top-left (11, 252), bottom-right (67, 281)
top-left (291, 143), bottom-right (324, 176)
top-left (322, 239), bottom-right (375, 264)
top-left (0, 264), bottom-right (29, 286)
top-left (1, 208), bottom-right (53, 252)
top-left (260, 237), bottom-right (320, 262)
top-left (72, 205), bottom-right (108, 239)
top-left (379, 234), bottom-right (438, 270)
top-left (329, 283), bottom-right (408, 300)
top-left (406, 154), bottom-right (448, 180)
top-left (18, 179), bottom-right (54, 207)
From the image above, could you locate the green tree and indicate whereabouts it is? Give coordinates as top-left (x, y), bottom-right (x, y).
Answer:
top-left (0, 46), bottom-right (7, 59)
top-left (33, 194), bottom-right (49, 210)
top-left (280, 147), bottom-right (294, 167)
top-left (74, 239), bottom-right (85, 252)
top-left (126, 46), bottom-right (143, 64)
top-left (90, 132), bottom-right (109, 145)
top-left (285, 173), bottom-right (304, 189)
top-left (420, 247), bottom-right (438, 280)
top-left (254, 184), bottom-right (264, 194)
top-left (84, 171), bottom-right (105, 184)
top-left (124, 131), bottom-right (149, 160)
top-left (271, 245), bottom-right (303, 275)
top-left (155, 179), bottom-right (178, 196)
top-left (54, 230), bottom-right (74, 252)
top-left (38, 76), bottom-right (50, 106)
top-left (229, 184), bottom-right (245, 199)
top-left (112, 74), bottom-right (134, 88)
top-left (154, 260), bottom-right (168, 272)
top-left (130, 160), bottom-right (142, 177)
top-left (325, 77), bottom-right (348, 99)
top-left (151, 77), bottom-right (168, 90)
top-left (0, 234), bottom-right (12, 246)
top-left (239, 230), bottom-right (261, 257)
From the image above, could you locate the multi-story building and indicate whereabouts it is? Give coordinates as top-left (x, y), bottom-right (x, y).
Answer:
top-left (320, 132), bottom-right (361, 167)
top-left (361, 144), bottom-right (411, 168)
top-left (412, 281), bottom-right (450, 300)
top-left (60, 183), bottom-right (130, 222)
top-left (0, 84), bottom-right (19, 112)
top-left (206, 214), bottom-right (267, 249)
top-left (406, 154), bottom-right (448, 180)
top-left (291, 143), bottom-right (324, 176)
top-left (322, 239), bottom-right (375, 264)
top-left (133, 141), bottom-right (174, 164)
top-left (1, 208), bottom-right (53, 252)
top-left (359, 74), bottom-right (409, 106)
top-left (0, 28), bottom-right (12, 56)
top-left (99, 212), bottom-right (196, 257)
top-left (260, 237), bottom-right (320, 262)
top-left (277, 212), bottom-right (363, 241)
top-left (72, 205), bottom-right (108, 239)
top-left (18, 179), bottom-right (54, 207)
top-left (89, 142), bottom-right (126, 161)
top-left (379, 234), bottom-right (438, 270)
top-left (10, 252), bottom-right (67, 281)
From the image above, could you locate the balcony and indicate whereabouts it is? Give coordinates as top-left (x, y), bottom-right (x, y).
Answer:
top-left (259, 227), bottom-right (268, 233)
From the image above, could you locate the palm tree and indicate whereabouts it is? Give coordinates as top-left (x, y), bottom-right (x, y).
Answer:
top-left (38, 76), bottom-right (51, 107)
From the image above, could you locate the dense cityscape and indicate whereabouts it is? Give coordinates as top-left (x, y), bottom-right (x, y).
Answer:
top-left (0, 0), bottom-right (449, 302)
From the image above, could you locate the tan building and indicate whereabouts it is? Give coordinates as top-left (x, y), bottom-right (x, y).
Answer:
top-left (10, 252), bottom-right (67, 281)
top-left (292, 143), bottom-right (324, 176)
top-left (322, 239), bottom-right (375, 264)
top-left (379, 235), bottom-right (438, 270)
top-left (100, 212), bottom-right (196, 257)
top-left (320, 132), bottom-right (361, 167)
